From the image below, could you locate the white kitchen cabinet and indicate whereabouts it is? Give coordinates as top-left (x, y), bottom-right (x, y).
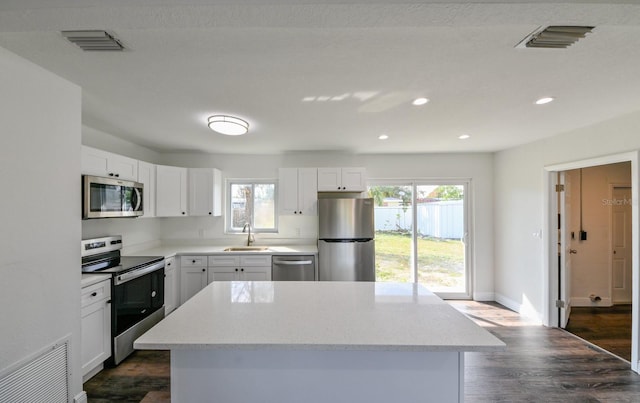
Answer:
top-left (138, 161), bottom-right (156, 218)
top-left (164, 256), bottom-right (178, 315)
top-left (279, 168), bottom-right (318, 215)
top-left (81, 145), bottom-right (138, 181)
top-left (81, 278), bottom-right (111, 382)
top-left (317, 167), bottom-right (366, 192)
top-left (208, 255), bottom-right (272, 282)
top-left (180, 256), bottom-right (208, 304)
top-left (156, 164), bottom-right (188, 217)
top-left (188, 168), bottom-right (222, 217)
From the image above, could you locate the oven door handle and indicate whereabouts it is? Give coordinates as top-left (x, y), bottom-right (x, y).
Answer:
top-left (114, 260), bottom-right (164, 285)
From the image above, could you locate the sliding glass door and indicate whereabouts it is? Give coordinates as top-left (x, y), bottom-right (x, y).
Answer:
top-left (368, 181), bottom-right (470, 299)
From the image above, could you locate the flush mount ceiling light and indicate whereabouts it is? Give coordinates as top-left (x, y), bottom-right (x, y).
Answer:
top-left (458, 134), bottom-right (470, 140)
top-left (378, 134), bottom-right (389, 140)
top-left (208, 115), bottom-right (249, 136)
top-left (412, 97), bottom-right (429, 106)
top-left (535, 97), bottom-right (554, 105)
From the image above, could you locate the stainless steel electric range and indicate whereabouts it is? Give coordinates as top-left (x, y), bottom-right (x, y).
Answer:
top-left (81, 235), bottom-right (165, 365)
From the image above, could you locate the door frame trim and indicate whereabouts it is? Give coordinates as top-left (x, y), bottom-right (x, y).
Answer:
top-left (544, 151), bottom-right (639, 373)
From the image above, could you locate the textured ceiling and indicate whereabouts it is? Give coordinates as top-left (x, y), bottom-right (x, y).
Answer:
top-left (1, 1), bottom-right (639, 154)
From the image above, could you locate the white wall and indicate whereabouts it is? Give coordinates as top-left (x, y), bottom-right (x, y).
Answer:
top-left (567, 163), bottom-right (631, 306)
top-left (161, 151), bottom-right (495, 299)
top-left (0, 47), bottom-right (82, 397)
top-left (494, 110), bottom-right (640, 321)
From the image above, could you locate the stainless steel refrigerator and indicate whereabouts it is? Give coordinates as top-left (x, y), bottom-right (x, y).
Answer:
top-left (318, 198), bottom-right (375, 281)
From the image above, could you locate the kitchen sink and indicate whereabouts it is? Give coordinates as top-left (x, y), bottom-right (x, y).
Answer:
top-left (223, 246), bottom-right (270, 252)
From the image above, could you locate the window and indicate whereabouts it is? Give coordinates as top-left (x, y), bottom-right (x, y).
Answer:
top-left (226, 180), bottom-right (277, 233)
top-left (368, 181), bottom-right (470, 299)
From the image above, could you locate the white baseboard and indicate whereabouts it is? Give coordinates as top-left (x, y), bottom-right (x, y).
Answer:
top-left (73, 391), bottom-right (88, 403)
top-left (571, 297), bottom-right (613, 307)
top-left (473, 292), bottom-right (495, 301)
top-left (494, 292), bottom-right (543, 324)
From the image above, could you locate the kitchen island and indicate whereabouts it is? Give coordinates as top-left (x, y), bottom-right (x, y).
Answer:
top-left (135, 281), bottom-right (505, 403)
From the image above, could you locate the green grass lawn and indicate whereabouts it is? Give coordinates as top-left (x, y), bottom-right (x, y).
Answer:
top-left (375, 232), bottom-right (465, 291)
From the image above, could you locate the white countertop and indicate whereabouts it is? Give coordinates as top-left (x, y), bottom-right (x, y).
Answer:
top-left (81, 273), bottom-right (111, 288)
top-left (135, 281), bottom-right (505, 352)
top-left (127, 244), bottom-right (318, 258)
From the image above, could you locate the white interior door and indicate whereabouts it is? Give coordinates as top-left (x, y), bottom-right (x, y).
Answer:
top-left (559, 171), bottom-right (572, 328)
top-left (612, 186), bottom-right (632, 304)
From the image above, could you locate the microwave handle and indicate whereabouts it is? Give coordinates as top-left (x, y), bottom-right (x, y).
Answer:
top-left (133, 188), bottom-right (142, 211)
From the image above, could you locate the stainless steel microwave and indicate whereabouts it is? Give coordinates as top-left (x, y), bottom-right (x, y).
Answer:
top-left (82, 175), bottom-right (144, 219)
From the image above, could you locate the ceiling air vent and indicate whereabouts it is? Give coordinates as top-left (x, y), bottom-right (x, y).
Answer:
top-left (61, 30), bottom-right (125, 51)
top-left (516, 26), bottom-right (594, 49)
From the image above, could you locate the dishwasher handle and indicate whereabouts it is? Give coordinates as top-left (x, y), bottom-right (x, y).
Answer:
top-left (276, 260), bottom-right (313, 266)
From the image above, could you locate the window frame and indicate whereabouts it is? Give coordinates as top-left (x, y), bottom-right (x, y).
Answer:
top-left (225, 179), bottom-right (278, 234)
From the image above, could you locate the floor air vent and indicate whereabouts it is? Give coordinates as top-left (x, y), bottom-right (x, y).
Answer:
top-left (0, 338), bottom-right (70, 402)
top-left (62, 30), bottom-right (125, 51)
top-left (516, 26), bottom-right (594, 49)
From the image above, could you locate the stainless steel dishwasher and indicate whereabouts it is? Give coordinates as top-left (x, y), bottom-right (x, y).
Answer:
top-left (271, 255), bottom-right (316, 281)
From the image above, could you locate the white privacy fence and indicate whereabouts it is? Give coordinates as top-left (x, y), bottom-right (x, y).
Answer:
top-left (374, 200), bottom-right (464, 239)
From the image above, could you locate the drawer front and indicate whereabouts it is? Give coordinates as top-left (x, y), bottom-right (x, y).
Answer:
top-left (208, 255), bottom-right (240, 267)
top-left (180, 256), bottom-right (207, 267)
top-left (81, 279), bottom-right (111, 308)
top-left (240, 255), bottom-right (272, 267)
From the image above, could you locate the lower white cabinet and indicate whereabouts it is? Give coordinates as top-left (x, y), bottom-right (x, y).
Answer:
top-left (81, 278), bottom-right (111, 381)
top-left (208, 255), bottom-right (272, 282)
top-left (164, 256), bottom-right (178, 315)
top-left (179, 254), bottom-right (273, 306)
top-left (180, 256), bottom-right (208, 304)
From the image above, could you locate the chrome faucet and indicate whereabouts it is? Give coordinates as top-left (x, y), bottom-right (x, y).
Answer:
top-left (242, 223), bottom-right (255, 246)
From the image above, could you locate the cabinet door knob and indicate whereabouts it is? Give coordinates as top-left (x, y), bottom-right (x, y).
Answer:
top-left (241, 268), bottom-right (244, 272)
top-left (192, 260), bottom-right (196, 263)
top-left (108, 173), bottom-right (114, 177)
top-left (209, 212), bottom-right (212, 215)
top-left (91, 292), bottom-right (97, 297)
top-left (202, 268), bottom-right (206, 272)
top-left (235, 268), bottom-right (239, 272)
top-left (182, 212), bottom-right (186, 215)
top-left (115, 174), bottom-right (120, 178)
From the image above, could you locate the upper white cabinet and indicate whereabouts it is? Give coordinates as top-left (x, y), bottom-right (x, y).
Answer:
top-left (188, 168), bottom-right (222, 217)
top-left (279, 168), bottom-right (318, 215)
top-left (317, 167), bottom-right (366, 192)
top-left (137, 161), bottom-right (156, 218)
top-left (81, 145), bottom-right (138, 181)
top-left (156, 164), bottom-right (188, 217)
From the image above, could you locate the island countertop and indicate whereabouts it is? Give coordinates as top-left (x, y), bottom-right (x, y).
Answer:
top-left (135, 281), bottom-right (505, 352)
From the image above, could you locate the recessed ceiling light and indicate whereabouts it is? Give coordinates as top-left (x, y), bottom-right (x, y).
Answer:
top-left (378, 134), bottom-right (389, 140)
top-left (412, 97), bottom-right (429, 106)
top-left (535, 97), bottom-right (554, 105)
top-left (208, 115), bottom-right (249, 136)
top-left (458, 134), bottom-right (470, 140)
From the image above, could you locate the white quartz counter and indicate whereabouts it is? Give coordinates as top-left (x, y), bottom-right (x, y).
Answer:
top-left (135, 281), bottom-right (505, 352)
top-left (81, 273), bottom-right (111, 288)
top-left (127, 244), bottom-right (317, 258)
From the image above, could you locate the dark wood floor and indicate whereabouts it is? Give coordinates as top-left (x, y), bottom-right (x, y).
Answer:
top-left (565, 305), bottom-right (632, 361)
top-left (84, 301), bottom-right (640, 402)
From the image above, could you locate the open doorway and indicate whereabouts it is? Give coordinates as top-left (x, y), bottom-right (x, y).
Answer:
top-left (546, 152), bottom-right (639, 373)
top-left (559, 164), bottom-right (632, 361)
